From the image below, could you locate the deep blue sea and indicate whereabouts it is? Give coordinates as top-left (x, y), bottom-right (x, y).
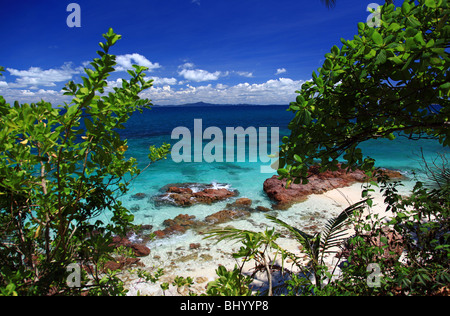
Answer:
top-left (103, 104), bottom-right (448, 235)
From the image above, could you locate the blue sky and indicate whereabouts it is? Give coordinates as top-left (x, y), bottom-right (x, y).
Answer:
top-left (0, 0), bottom-right (382, 105)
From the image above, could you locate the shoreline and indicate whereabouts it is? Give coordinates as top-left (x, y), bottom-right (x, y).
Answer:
top-left (122, 179), bottom-right (414, 296)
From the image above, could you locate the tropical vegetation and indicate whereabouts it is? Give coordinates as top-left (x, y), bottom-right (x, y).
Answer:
top-left (0, 0), bottom-right (449, 296)
top-left (0, 29), bottom-right (170, 295)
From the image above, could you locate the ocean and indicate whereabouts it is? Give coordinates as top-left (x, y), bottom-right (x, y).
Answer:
top-left (102, 104), bottom-right (447, 250)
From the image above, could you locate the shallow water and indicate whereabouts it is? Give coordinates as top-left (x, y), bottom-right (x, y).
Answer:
top-left (97, 105), bottom-right (448, 254)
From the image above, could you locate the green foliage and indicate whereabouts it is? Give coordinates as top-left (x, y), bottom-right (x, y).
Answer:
top-left (384, 181), bottom-right (450, 295)
top-left (279, 0), bottom-right (449, 183)
top-left (205, 227), bottom-right (280, 295)
top-left (267, 199), bottom-right (367, 288)
top-left (206, 265), bottom-right (253, 296)
top-left (205, 203), bottom-right (367, 295)
top-left (0, 28), bottom-right (169, 295)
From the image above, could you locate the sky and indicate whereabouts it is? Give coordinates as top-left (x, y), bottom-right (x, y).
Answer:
top-left (0, 0), bottom-right (384, 105)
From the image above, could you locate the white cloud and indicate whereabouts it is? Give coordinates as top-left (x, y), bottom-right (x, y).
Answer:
top-left (236, 71), bottom-right (254, 78)
top-left (275, 68), bottom-right (287, 75)
top-left (107, 76), bottom-right (178, 89)
top-left (140, 77), bottom-right (305, 105)
top-left (1, 57), bottom-right (306, 107)
top-left (149, 76), bottom-right (178, 86)
top-left (0, 84), bottom-right (69, 105)
top-left (6, 62), bottom-right (82, 88)
top-left (178, 63), bottom-right (224, 82)
top-left (216, 83), bottom-right (228, 90)
top-left (115, 53), bottom-right (161, 72)
top-left (180, 62), bottom-right (195, 69)
top-left (192, 0), bottom-right (201, 5)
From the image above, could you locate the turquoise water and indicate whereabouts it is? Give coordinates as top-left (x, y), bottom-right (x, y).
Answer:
top-left (104, 105), bottom-right (447, 232)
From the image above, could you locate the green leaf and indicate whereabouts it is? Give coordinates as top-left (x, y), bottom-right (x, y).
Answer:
top-left (331, 45), bottom-right (340, 56)
top-left (387, 23), bottom-right (402, 32)
top-left (401, 1), bottom-right (411, 15)
top-left (414, 32), bottom-right (426, 46)
top-left (375, 50), bottom-right (387, 64)
top-left (364, 49), bottom-right (377, 59)
top-left (407, 16), bottom-right (421, 28)
top-left (294, 154), bottom-right (303, 163)
top-left (425, 39), bottom-right (435, 48)
top-left (323, 58), bottom-right (333, 70)
top-left (296, 95), bottom-right (305, 105)
top-left (79, 87), bottom-right (89, 95)
top-left (424, 0), bottom-right (436, 8)
top-left (371, 30), bottom-right (383, 46)
top-left (388, 56), bottom-right (404, 65)
top-left (277, 168), bottom-right (289, 176)
top-left (66, 104), bottom-right (79, 117)
top-left (358, 22), bottom-right (366, 32)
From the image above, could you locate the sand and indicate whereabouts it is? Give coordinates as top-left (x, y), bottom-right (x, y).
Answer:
top-left (123, 181), bottom-right (414, 296)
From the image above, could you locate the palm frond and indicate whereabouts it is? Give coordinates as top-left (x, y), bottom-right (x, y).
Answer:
top-left (203, 227), bottom-right (255, 244)
top-left (266, 214), bottom-right (321, 265)
top-left (319, 199), bottom-right (368, 262)
top-left (266, 215), bottom-right (314, 246)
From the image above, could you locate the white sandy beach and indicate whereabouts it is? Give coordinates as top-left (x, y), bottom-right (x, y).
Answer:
top-left (123, 180), bottom-right (414, 296)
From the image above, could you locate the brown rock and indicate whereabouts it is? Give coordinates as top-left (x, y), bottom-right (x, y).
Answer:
top-left (130, 244), bottom-right (151, 257)
top-left (190, 243), bottom-right (201, 249)
top-left (155, 214), bottom-right (206, 238)
top-left (154, 230), bottom-right (167, 238)
top-left (153, 183), bottom-right (237, 207)
top-left (263, 164), bottom-right (404, 209)
top-left (103, 260), bottom-right (122, 271)
top-left (102, 257), bottom-right (144, 272)
top-left (377, 168), bottom-right (405, 180)
top-left (234, 198), bottom-right (252, 206)
top-left (108, 235), bottom-right (150, 257)
top-left (131, 192), bottom-right (147, 200)
top-left (109, 236), bottom-right (132, 248)
top-left (256, 206), bottom-right (271, 212)
top-left (204, 209), bottom-right (250, 224)
top-left (167, 187), bottom-right (193, 194)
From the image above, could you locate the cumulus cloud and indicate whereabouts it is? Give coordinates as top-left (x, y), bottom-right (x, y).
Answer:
top-left (115, 53), bottom-right (161, 72)
top-left (6, 62), bottom-right (82, 88)
top-left (0, 84), bottom-right (69, 105)
top-left (140, 77), bottom-right (305, 105)
top-left (179, 69), bottom-right (222, 82)
top-left (178, 63), bottom-right (225, 82)
top-left (149, 76), bottom-right (178, 86)
top-left (275, 68), bottom-right (287, 75)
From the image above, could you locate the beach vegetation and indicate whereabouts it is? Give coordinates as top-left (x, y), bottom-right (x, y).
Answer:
top-left (0, 28), bottom-right (169, 295)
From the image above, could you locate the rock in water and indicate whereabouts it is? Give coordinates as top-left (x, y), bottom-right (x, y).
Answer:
top-left (153, 182), bottom-right (238, 207)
